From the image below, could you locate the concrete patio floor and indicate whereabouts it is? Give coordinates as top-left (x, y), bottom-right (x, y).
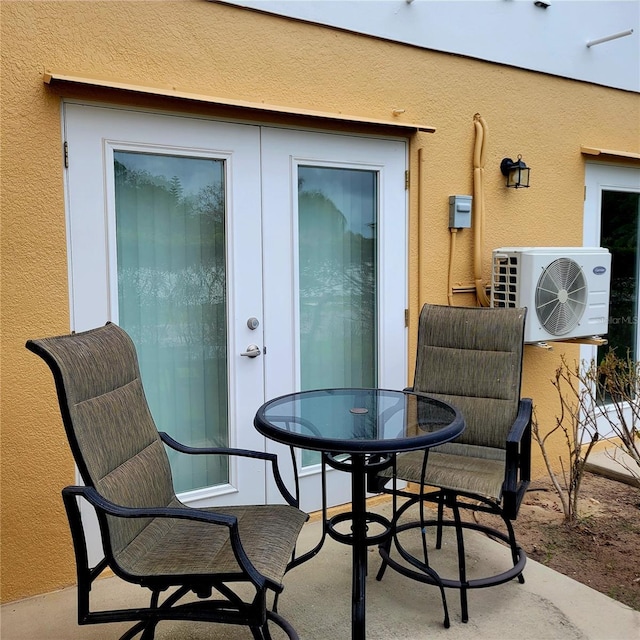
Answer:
top-left (3, 497), bottom-right (638, 640)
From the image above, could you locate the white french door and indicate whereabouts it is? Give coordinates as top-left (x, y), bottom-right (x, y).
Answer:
top-left (64, 104), bottom-right (267, 509)
top-left (260, 128), bottom-right (408, 505)
top-left (64, 103), bottom-right (407, 517)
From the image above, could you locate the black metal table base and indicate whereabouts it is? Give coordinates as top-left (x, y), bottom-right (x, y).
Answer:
top-left (323, 452), bottom-right (396, 640)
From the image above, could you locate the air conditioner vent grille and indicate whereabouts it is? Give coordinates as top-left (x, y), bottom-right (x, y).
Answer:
top-left (491, 254), bottom-right (519, 308)
top-left (535, 257), bottom-right (588, 335)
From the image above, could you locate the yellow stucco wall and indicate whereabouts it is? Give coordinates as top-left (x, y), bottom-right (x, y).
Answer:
top-left (2, 0), bottom-right (638, 602)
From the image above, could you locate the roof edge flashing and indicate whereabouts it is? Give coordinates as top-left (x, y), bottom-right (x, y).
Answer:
top-left (581, 145), bottom-right (640, 161)
top-left (44, 72), bottom-right (436, 134)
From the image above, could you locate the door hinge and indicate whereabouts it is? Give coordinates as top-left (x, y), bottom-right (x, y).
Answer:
top-left (63, 141), bottom-right (69, 168)
top-left (405, 308), bottom-right (409, 327)
top-left (584, 185), bottom-right (587, 201)
top-left (405, 170), bottom-right (409, 190)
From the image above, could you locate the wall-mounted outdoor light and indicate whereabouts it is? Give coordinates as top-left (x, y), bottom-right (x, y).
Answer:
top-left (500, 155), bottom-right (531, 189)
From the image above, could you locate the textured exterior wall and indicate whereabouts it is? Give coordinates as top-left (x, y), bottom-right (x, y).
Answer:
top-left (1, 0), bottom-right (638, 602)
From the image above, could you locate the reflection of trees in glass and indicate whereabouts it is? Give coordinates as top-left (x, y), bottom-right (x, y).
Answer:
top-left (298, 188), bottom-right (376, 390)
top-left (169, 175), bottom-right (183, 202)
top-left (115, 158), bottom-right (226, 349)
top-left (599, 191), bottom-right (639, 363)
top-left (114, 156), bottom-right (228, 491)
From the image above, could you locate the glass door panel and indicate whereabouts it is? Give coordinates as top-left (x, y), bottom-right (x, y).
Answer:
top-left (114, 151), bottom-right (229, 493)
top-left (298, 166), bottom-right (378, 467)
top-left (298, 166), bottom-right (377, 389)
top-left (598, 190), bottom-right (640, 363)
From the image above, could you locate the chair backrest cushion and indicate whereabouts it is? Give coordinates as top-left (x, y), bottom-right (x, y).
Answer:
top-left (27, 323), bottom-right (175, 555)
top-left (412, 304), bottom-right (526, 450)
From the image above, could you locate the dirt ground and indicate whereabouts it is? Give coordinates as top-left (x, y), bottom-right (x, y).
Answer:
top-left (495, 472), bottom-right (640, 611)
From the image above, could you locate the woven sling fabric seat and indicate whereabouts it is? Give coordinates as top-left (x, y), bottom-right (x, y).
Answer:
top-left (114, 503), bottom-right (305, 587)
top-left (375, 303), bottom-right (532, 624)
top-left (388, 444), bottom-right (506, 501)
top-left (26, 323), bottom-right (308, 640)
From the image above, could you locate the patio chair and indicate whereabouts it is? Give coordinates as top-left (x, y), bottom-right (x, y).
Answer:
top-left (26, 323), bottom-right (308, 640)
top-left (374, 303), bottom-right (532, 623)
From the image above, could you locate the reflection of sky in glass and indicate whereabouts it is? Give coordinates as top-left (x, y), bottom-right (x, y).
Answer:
top-left (115, 152), bottom-right (223, 197)
top-left (299, 166), bottom-right (377, 238)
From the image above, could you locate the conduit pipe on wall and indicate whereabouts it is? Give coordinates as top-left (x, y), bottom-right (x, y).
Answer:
top-left (417, 146), bottom-right (426, 308)
top-left (473, 113), bottom-right (491, 307)
top-left (447, 227), bottom-right (458, 306)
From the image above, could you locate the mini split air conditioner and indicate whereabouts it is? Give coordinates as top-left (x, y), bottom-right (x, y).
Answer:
top-left (491, 247), bottom-right (611, 343)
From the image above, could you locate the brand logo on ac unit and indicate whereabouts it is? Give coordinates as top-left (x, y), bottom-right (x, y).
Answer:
top-left (593, 266), bottom-right (607, 275)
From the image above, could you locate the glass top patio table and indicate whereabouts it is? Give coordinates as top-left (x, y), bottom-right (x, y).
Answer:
top-left (254, 387), bottom-right (463, 454)
top-left (254, 388), bottom-right (464, 640)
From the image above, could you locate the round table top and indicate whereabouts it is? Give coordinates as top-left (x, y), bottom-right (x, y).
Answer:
top-left (254, 388), bottom-right (464, 454)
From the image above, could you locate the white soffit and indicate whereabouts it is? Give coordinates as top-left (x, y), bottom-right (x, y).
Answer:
top-left (212, 0), bottom-right (640, 93)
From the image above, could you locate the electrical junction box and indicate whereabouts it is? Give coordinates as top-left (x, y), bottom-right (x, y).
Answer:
top-left (449, 195), bottom-right (472, 228)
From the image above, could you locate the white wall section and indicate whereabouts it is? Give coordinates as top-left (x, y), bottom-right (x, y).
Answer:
top-left (215, 0), bottom-right (639, 92)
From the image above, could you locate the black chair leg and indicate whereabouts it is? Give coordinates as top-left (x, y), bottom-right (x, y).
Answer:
top-left (376, 504), bottom-right (398, 581)
top-left (140, 621), bottom-right (158, 640)
top-left (266, 610), bottom-right (300, 639)
top-left (449, 493), bottom-right (469, 623)
top-left (427, 568), bottom-right (450, 629)
top-left (375, 551), bottom-right (389, 581)
top-left (436, 491), bottom-right (445, 550)
top-left (118, 621), bottom-right (150, 640)
top-left (503, 513), bottom-right (525, 584)
top-left (251, 626), bottom-right (265, 640)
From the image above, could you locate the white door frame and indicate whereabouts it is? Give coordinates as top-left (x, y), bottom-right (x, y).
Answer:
top-left (583, 161), bottom-right (640, 437)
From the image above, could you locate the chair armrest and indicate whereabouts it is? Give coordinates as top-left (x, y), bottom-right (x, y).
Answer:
top-left (503, 398), bottom-right (533, 519)
top-left (63, 484), bottom-right (237, 525)
top-left (160, 431), bottom-right (275, 461)
top-left (62, 485), bottom-right (267, 589)
top-left (158, 432), bottom-right (299, 508)
top-left (506, 398), bottom-right (533, 446)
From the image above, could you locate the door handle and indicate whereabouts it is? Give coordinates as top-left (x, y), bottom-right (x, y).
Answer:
top-left (240, 344), bottom-right (261, 358)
